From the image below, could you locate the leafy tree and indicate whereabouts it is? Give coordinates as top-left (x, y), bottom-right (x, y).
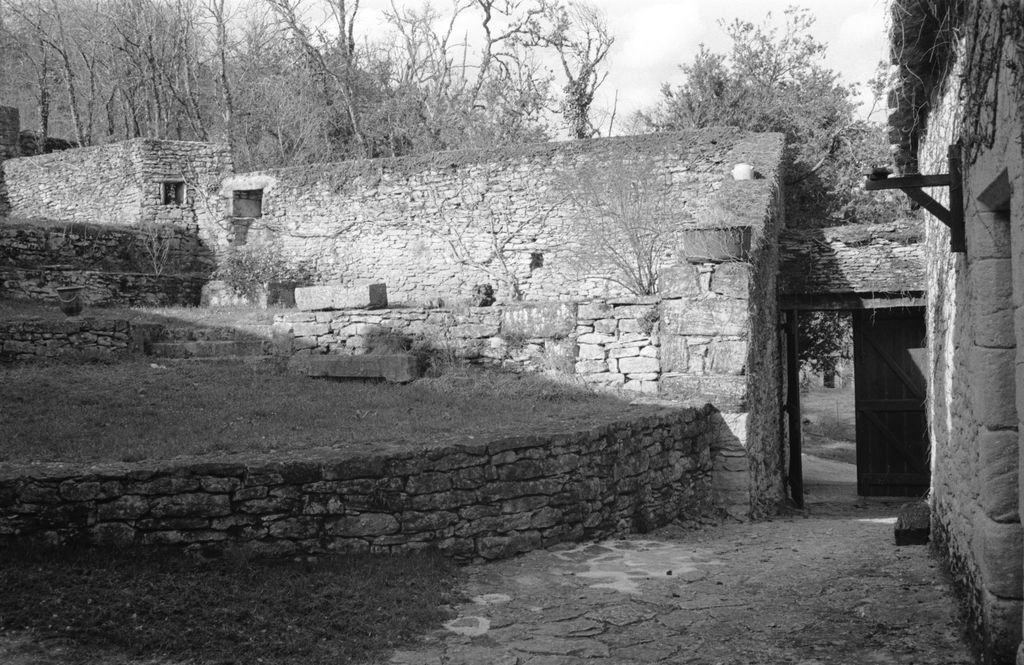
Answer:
top-left (636, 7), bottom-right (895, 376)
top-left (636, 6), bottom-right (890, 226)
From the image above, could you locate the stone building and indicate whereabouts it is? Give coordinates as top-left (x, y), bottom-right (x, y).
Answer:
top-left (887, 1), bottom-right (1024, 661)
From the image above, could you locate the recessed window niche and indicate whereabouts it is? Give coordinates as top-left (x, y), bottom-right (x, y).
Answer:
top-left (233, 189), bottom-right (263, 218)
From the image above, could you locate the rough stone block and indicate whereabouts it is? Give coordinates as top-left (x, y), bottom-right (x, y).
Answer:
top-left (978, 429), bottom-right (1019, 522)
top-left (981, 589), bottom-right (1022, 664)
top-left (973, 514), bottom-right (1024, 599)
top-left (577, 332), bottom-right (616, 345)
top-left (710, 263), bottom-right (751, 297)
top-left (660, 374), bottom-right (747, 410)
top-left (660, 265), bottom-right (702, 298)
top-left (618, 356), bottom-right (659, 374)
top-left (660, 299), bottom-right (748, 336)
top-left (708, 340), bottom-right (748, 374)
top-left (970, 346), bottom-right (1017, 428)
top-left (894, 501), bottom-right (930, 545)
top-left (660, 336), bottom-right (688, 373)
top-left (291, 354), bottom-right (419, 383)
top-left (326, 513), bottom-right (399, 537)
top-left (577, 302), bottom-right (611, 320)
top-left (295, 283), bottom-right (388, 311)
top-left (575, 359), bottom-right (609, 374)
top-left (501, 302), bottom-right (576, 338)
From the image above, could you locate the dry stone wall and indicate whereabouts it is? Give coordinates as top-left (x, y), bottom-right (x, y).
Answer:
top-left (216, 130), bottom-right (783, 305)
top-left (0, 407), bottom-right (715, 560)
top-left (0, 318), bottom-right (135, 361)
top-left (1, 138), bottom-right (230, 235)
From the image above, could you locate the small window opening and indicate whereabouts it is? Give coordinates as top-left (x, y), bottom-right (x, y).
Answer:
top-left (162, 181), bottom-right (185, 205)
top-left (233, 189), bottom-right (263, 218)
top-left (529, 252), bottom-right (544, 271)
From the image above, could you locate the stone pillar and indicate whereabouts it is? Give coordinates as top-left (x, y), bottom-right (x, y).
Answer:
top-left (966, 208), bottom-right (1023, 663)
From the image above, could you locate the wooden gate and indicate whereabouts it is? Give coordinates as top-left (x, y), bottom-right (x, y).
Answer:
top-left (852, 308), bottom-right (929, 497)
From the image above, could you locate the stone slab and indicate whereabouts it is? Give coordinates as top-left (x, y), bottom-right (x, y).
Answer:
top-left (659, 374), bottom-right (747, 410)
top-left (295, 283), bottom-right (387, 311)
top-left (291, 354), bottom-right (418, 383)
top-left (501, 302), bottom-right (576, 338)
top-left (660, 298), bottom-right (748, 336)
top-left (895, 500), bottom-right (930, 546)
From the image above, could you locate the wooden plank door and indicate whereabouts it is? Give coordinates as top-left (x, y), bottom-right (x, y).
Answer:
top-left (852, 308), bottom-right (929, 497)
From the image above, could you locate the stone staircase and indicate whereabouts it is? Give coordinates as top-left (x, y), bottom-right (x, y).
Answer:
top-left (146, 323), bottom-right (276, 363)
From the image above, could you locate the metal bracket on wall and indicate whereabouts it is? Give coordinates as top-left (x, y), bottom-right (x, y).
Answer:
top-left (864, 144), bottom-right (965, 252)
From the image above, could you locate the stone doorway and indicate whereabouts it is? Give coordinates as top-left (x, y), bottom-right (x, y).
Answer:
top-left (782, 298), bottom-right (929, 507)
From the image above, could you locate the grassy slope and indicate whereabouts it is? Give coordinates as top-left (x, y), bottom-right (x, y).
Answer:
top-left (0, 360), bottom-right (640, 464)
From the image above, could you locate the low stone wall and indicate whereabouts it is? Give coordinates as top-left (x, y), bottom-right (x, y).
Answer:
top-left (0, 221), bottom-right (214, 275)
top-left (274, 292), bottom-right (776, 519)
top-left (0, 407), bottom-right (715, 560)
top-left (1, 269), bottom-right (206, 307)
top-left (274, 300), bottom-right (663, 391)
top-left (0, 318), bottom-right (140, 361)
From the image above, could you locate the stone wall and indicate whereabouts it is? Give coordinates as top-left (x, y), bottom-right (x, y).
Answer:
top-left (216, 130), bottom-right (784, 305)
top-left (0, 208), bottom-right (216, 308)
top-left (0, 221), bottom-right (213, 275)
top-left (0, 269), bottom-right (205, 308)
top-left (275, 282), bottom-right (782, 518)
top-left (0, 318), bottom-right (136, 361)
top-left (1, 138), bottom-right (231, 236)
top-left (906, 2), bottom-right (1024, 661)
top-left (0, 407), bottom-right (715, 560)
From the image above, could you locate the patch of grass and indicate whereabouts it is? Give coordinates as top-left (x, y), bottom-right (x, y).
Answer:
top-left (0, 545), bottom-right (461, 665)
top-left (1, 296), bottom-right (283, 326)
top-left (0, 360), bottom-right (640, 464)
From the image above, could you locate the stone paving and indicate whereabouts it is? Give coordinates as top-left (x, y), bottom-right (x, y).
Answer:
top-left (387, 500), bottom-right (977, 665)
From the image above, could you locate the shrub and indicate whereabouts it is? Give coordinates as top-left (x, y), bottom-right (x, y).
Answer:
top-left (215, 244), bottom-right (313, 300)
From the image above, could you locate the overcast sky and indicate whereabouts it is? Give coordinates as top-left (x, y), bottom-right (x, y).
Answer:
top-left (595, 0), bottom-right (891, 129)
top-left (346, 0), bottom-right (891, 134)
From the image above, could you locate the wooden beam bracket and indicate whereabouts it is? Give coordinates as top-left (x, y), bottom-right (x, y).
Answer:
top-left (864, 144), bottom-right (965, 252)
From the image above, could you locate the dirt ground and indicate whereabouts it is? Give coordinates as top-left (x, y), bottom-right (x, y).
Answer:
top-left (387, 500), bottom-right (976, 665)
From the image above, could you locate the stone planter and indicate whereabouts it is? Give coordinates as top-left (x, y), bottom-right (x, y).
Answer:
top-left (55, 285), bottom-right (85, 317)
top-left (680, 227), bottom-right (752, 263)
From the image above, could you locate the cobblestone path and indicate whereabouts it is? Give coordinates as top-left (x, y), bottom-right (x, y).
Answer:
top-left (388, 501), bottom-right (976, 665)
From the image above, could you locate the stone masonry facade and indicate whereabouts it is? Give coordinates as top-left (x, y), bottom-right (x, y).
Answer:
top-left (897, 2), bottom-right (1024, 662)
top-left (1, 138), bottom-right (230, 234)
top-left (215, 129), bottom-right (783, 305)
top-left (0, 407), bottom-right (715, 561)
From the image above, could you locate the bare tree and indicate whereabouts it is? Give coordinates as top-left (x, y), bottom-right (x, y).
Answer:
top-left (525, 0), bottom-right (612, 139)
top-left (264, 0), bottom-right (367, 155)
top-left (557, 158), bottom-right (674, 295)
top-left (410, 170), bottom-right (557, 301)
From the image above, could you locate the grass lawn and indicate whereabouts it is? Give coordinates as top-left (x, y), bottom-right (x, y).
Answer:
top-left (1, 296), bottom-right (284, 327)
top-left (801, 385), bottom-right (857, 465)
top-left (0, 358), bottom-right (639, 465)
top-left (0, 544), bottom-right (461, 665)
